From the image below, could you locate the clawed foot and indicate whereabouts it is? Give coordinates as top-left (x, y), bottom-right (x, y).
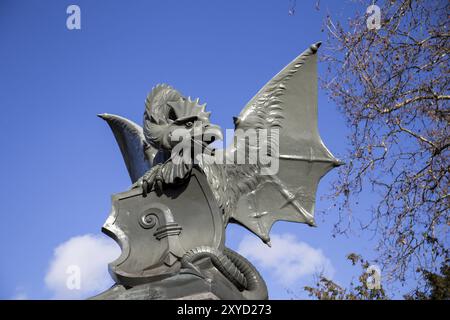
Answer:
top-left (133, 164), bottom-right (164, 196)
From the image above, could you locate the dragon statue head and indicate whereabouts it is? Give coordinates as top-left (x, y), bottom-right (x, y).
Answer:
top-left (143, 84), bottom-right (223, 154)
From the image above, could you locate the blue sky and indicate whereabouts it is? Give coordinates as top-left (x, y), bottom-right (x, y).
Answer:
top-left (0, 0), bottom-right (390, 299)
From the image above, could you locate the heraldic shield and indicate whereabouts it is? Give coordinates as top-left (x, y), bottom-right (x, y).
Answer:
top-left (102, 167), bottom-right (225, 287)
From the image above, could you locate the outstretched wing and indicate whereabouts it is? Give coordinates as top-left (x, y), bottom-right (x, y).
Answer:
top-left (98, 114), bottom-right (157, 183)
top-left (202, 42), bottom-right (341, 244)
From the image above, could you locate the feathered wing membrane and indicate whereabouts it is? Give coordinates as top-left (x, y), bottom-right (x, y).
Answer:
top-left (98, 114), bottom-right (156, 183)
top-left (202, 42), bottom-right (341, 244)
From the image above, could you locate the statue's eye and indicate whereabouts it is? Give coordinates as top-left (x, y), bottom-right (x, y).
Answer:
top-left (185, 121), bottom-right (193, 128)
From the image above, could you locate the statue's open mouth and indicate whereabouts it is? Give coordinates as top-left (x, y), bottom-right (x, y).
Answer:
top-left (202, 124), bottom-right (223, 144)
top-left (191, 123), bottom-right (223, 155)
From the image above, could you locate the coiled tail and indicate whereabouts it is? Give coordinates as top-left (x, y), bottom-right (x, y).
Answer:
top-left (181, 246), bottom-right (268, 300)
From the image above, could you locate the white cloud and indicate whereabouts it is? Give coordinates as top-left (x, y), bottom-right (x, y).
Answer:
top-left (45, 234), bottom-right (120, 299)
top-left (12, 293), bottom-right (28, 300)
top-left (12, 287), bottom-right (28, 300)
top-left (237, 233), bottom-right (334, 286)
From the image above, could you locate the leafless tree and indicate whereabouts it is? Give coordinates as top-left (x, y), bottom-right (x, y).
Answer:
top-left (305, 254), bottom-right (388, 300)
top-left (322, 0), bottom-right (449, 283)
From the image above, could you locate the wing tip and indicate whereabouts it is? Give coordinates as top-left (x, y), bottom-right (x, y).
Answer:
top-left (97, 113), bottom-right (110, 120)
top-left (310, 41), bottom-right (322, 54)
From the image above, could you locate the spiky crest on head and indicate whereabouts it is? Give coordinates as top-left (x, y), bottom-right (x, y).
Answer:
top-left (143, 84), bottom-right (211, 148)
top-left (167, 97), bottom-right (211, 122)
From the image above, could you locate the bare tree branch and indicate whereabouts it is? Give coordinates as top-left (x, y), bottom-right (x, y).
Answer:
top-left (321, 0), bottom-right (449, 284)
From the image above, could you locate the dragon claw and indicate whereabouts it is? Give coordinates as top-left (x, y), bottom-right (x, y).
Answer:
top-left (138, 164), bottom-right (164, 196)
top-left (142, 180), bottom-right (148, 197)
